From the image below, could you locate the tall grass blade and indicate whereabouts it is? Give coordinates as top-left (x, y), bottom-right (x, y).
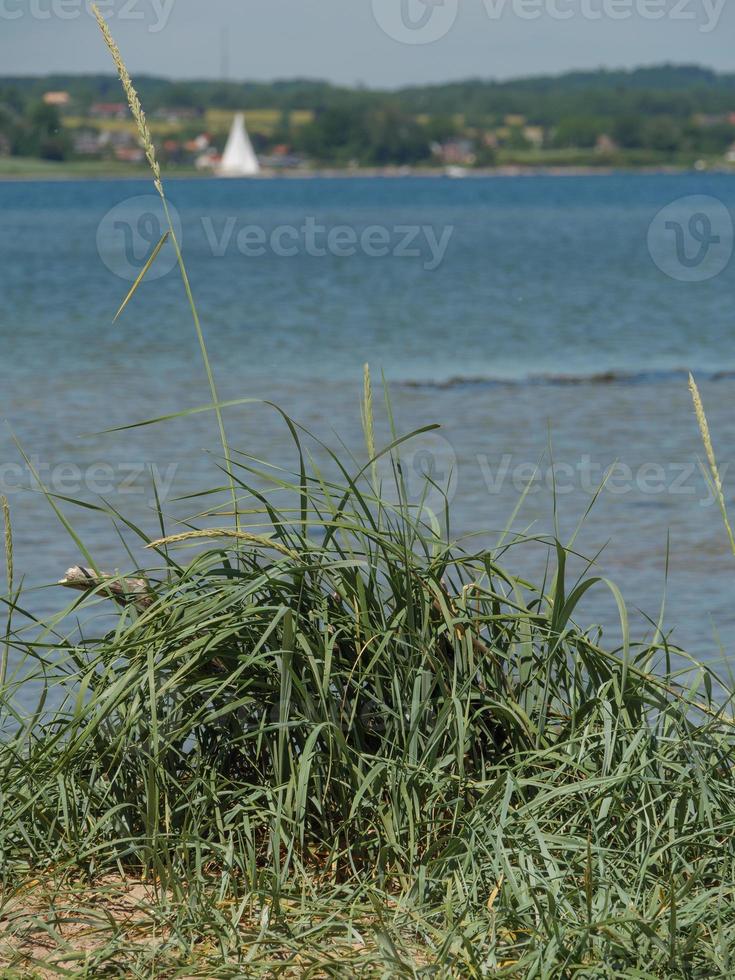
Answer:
top-left (112, 229), bottom-right (169, 324)
top-left (688, 372), bottom-right (735, 558)
top-left (362, 362), bottom-right (378, 492)
top-left (92, 3), bottom-right (239, 529)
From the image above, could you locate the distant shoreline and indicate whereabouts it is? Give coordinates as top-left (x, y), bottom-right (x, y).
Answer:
top-left (1, 163), bottom-right (734, 182)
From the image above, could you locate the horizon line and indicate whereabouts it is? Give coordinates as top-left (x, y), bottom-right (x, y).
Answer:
top-left (1, 62), bottom-right (734, 93)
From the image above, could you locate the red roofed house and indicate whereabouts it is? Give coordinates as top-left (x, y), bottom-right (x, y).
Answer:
top-left (90, 103), bottom-right (129, 121)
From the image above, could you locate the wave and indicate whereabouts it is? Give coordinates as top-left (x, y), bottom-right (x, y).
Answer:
top-left (401, 368), bottom-right (735, 390)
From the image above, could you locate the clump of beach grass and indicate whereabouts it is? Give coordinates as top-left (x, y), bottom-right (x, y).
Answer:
top-left (2, 386), bottom-right (735, 976)
top-left (0, 14), bottom-right (734, 979)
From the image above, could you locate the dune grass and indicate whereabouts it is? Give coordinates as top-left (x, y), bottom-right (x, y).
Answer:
top-left (1, 9), bottom-right (735, 978)
top-left (1, 391), bottom-right (735, 978)
top-left (2, 390), bottom-right (735, 979)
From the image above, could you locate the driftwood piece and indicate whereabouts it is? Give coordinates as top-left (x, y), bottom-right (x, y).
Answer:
top-left (59, 566), bottom-right (233, 678)
top-left (59, 566), bottom-right (154, 611)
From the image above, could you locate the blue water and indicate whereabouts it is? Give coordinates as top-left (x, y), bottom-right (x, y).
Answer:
top-left (1, 173), bottom-right (735, 677)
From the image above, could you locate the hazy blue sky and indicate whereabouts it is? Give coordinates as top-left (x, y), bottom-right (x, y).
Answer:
top-left (0, 0), bottom-right (733, 86)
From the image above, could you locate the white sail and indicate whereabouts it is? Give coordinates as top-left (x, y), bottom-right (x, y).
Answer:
top-left (218, 113), bottom-right (260, 177)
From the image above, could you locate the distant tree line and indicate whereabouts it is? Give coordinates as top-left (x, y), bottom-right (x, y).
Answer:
top-left (551, 114), bottom-right (735, 154)
top-left (0, 95), bottom-right (70, 160)
top-left (1, 65), bottom-right (734, 165)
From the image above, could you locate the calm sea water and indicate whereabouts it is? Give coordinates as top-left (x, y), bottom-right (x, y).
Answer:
top-left (1, 173), bottom-right (735, 674)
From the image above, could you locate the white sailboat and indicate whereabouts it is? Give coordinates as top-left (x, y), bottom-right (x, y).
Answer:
top-left (217, 113), bottom-right (261, 177)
